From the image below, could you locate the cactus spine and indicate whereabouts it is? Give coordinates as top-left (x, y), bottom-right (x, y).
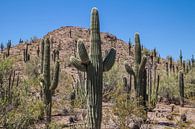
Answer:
top-left (70, 8), bottom-right (116, 129)
top-left (40, 38), bottom-right (60, 127)
top-left (179, 71), bottom-right (184, 107)
top-left (125, 33), bottom-right (147, 105)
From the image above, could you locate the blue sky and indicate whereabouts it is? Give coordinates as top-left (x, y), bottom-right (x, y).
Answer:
top-left (0, 0), bottom-right (195, 60)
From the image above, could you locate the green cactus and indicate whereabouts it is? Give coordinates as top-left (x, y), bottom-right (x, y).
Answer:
top-left (23, 43), bottom-right (30, 62)
top-left (123, 77), bottom-right (130, 94)
top-left (153, 48), bottom-right (157, 58)
top-left (6, 40), bottom-right (11, 57)
top-left (188, 60), bottom-right (191, 70)
top-left (141, 68), bottom-right (147, 106)
top-left (125, 33), bottom-right (147, 105)
top-left (165, 62), bottom-right (169, 76)
top-left (179, 71), bottom-right (184, 107)
top-left (155, 75), bottom-right (160, 103)
top-left (169, 56), bottom-right (173, 73)
top-left (40, 38), bottom-right (60, 127)
top-left (37, 45), bottom-right (40, 57)
top-left (70, 8), bottom-right (116, 129)
top-left (180, 49), bottom-right (183, 66)
top-left (1, 43), bottom-right (4, 53)
top-left (40, 39), bottom-right (44, 73)
top-left (191, 55), bottom-right (194, 67)
top-left (183, 60), bottom-right (186, 73)
top-left (128, 38), bottom-right (131, 56)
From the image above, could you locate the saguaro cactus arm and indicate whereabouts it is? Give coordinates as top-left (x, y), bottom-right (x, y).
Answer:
top-left (50, 61), bottom-right (60, 92)
top-left (103, 48), bottom-right (116, 72)
top-left (40, 39), bottom-right (44, 73)
top-left (77, 39), bottom-right (90, 64)
top-left (125, 63), bottom-right (135, 76)
top-left (70, 56), bottom-right (87, 72)
top-left (135, 33), bottom-right (142, 64)
top-left (139, 56), bottom-right (147, 74)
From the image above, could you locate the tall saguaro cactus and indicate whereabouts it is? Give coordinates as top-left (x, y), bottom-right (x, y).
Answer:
top-left (179, 71), bottom-right (184, 107)
top-left (40, 38), bottom-right (60, 127)
top-left (125, 33), bottom-right (147, 102)
top-left (70, 8), bottom-right (116, 129)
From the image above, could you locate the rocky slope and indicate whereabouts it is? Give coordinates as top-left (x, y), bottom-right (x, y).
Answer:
top-left (4, 26), bottom-right (137, 79)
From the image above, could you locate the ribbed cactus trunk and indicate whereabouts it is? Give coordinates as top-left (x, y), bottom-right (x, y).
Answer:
top-left (169, 56), bottom-right (173, 73)
top-left (180, 50), bottom-right (183, 67)
top-left (141, 69), bottom-right (147, 107)
top-left (23, 43), bottom-right (30, 62)
top-left (166, 62), bottom-right (169, 76)
top-left (179, 71), bottom-right (184, 107)
top-left (192, 55), bottom-right (194, 67)
top-left (128, 38), bottom-right (131, 56)
top-left (155, 75), bottom-right (160, 103)
top-left (70, 8), bottom-right (116, 129)
top-left (183, 61), bottom-right (186, 73)
top-left (43, 39), bottom-right (52, 124)
top-left (125, 33), bottom-right (147, 106)
top-left (87, 9), bottom-right (103, 128)
top-left (41, 38), bottom-right (60, 128)
top-left (7, 40), bottom-right (11, 57)
top-left (123, 77), bottom-right (130, 99)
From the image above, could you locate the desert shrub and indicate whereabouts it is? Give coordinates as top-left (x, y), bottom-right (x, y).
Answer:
top-left (48, 121), bottom-right (63, 129)
top-left (158, 69), bottom-right (179, 100)
top-left (0, 58), bottom-right (44, 129)
top-left (103, 64), bottom-right (125, 101)
top-left (24, 57), bottom-right (40, 79)
top-left (111, 83), bottom-right (146, 128)
top-left (185, 68), bottom-right (195, 99)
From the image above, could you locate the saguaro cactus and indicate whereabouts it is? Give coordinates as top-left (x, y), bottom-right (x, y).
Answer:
top-left (37, 45), bottom-right (40, 57)
top-left (165, 62), bottom-right (169, 76)
top-left (1, 43), bottom-right (4, 53)
top-left (40, 38), bottom-right (60, 127)
top-left (123, 77), bottom-right (131, 94)
top-left (6, 40), bottom-right (11, 57)
top-left (128, 38), bottom-right (131, 56)
top-left (169, 56), bottom-right (173, 73)
top-left (155, 75), bottom-right (160, 103)
top-left (179, 71), bottom-right (184, 107)
top-left (125, 33), bottom-right (147, 103)
top-left (191, 55), bottom-right (194, 67)
top-left (70, 8), bottom-right (116, 129)
top-left (180, 50), bottom-right (183, 66)
top-left (23, 43), bottom-right (30, 62)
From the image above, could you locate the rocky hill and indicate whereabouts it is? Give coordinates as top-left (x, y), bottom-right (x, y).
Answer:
top-left (4, 26), bottom-right (138, 78)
